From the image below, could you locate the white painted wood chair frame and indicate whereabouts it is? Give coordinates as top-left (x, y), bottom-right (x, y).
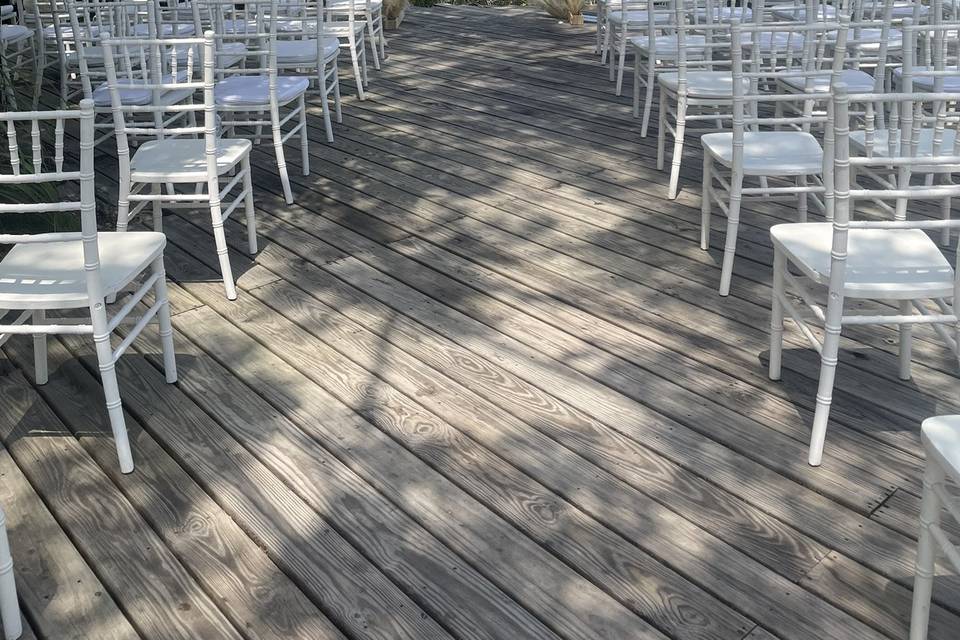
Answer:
top-left (30, 1), bottom-right (76, 104)
top-left (326, 0), bottom-right (383, 72)
top-left (701, 17), bottom-right (846, 296)
top-left (320, 0), bottom-right (369, 100)
top-left (0, 0), bottom-right (39, 81)
top-left (607, 0), bottom-right (656, 95)
top-left (630, 0), bottom-right (681, 137)
top-left (910, 415), bottom-right (960, 640)
top-left (0, 504), bottom-right (19, 640)
top-left (0, 100), bottom-right (177, 473)
top-left (892, 19), bottom-right (960, 246)
top-left (769, 85), bottom-right (960, 466)
top-left (274, 0), bottom-right (342, 143)
top-left (657, 0), bottom-right (735, 200)
top-left (105, 33), bottom-right (258, 301)
top-left (66, 0), bottom-right (190, 146)
top-left (202, 0), bottom-right (309, 202)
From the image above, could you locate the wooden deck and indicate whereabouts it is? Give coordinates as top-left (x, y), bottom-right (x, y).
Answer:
top-left (3, 5), bottom-right (960, 639)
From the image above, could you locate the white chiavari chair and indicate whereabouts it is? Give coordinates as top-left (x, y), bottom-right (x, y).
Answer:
top-left (319, 0), bottom-right (369, 99)
top-left (0, 503), bottom-right (19, 640)
top-left (0, 100), bottom-right (177, 473)
top-left (0, 0), bottom-right (37, 80)
top-left (885, 20), bottom-right (960, 246)
top-left (657, 0), bottom-right (737, 199)
top-left (105, 32), bottom-right (257, 300)
top-left (701, 18), bottom-right (845, 296)
top-left (203, 0), bottom-right (310, 202)
top-left (326, 0), bottom-right (383, 72)
top-left (769, 85), bottom-right (960, 466)
top-left (631, 0), bottom-right (698, 137)
top-left (66, 0), bottom-right (178, 144)
top-left (910, 414), bottom-right (960, 640)
top-left (607, 0), bottom-right (670, 96)
top-left (274, 0), bottom-right (342, 143)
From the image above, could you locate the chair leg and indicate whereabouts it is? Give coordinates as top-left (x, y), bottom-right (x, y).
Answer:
top-left (657, 89), bottom-right (666, 170)
top-left (608, 33), bottom-right (616, 81)
top-left (117, 179), bottom-right (131, 232)
top-left (207, 181), bottom-right (238, 300)
top-left (241, 157), bottom-right (258, 254)
top-left (92, 321), bottom-right (134, 473)
top-left (151, 183), bottom-right (163, 232)
top-left (632, 54), bottom-right (641, 119)
top-left (797, 174), bottom-right (808, 223)
top-left (333, 64), bottom-right (343, 123)
top-left (667, 99), bottom-right (687, 199)
top-left (151, 257), bottom-right (177, 384)
top-left (718, 170), bottom-right (743, 297)
top-left (641, 64), bottom-right (655, 138)
top-left (32, 309), bottom-right (47, 385)
top-left (899, 300), bottom-right (913, 381)
top-left (910, 461), bottom-right (944, 640)
top-left (350, 42), bottom-right (366, 100)
top-left (298, 95), bottom-right (309, 176)
top-left (319, 61), bottom-right (335, 143)
top-left (0, 505), bottom-right (22, 640)
top-left (809, 303), bottom-right (843, 466)
top-left (271, 103), bottom-right (294, 205)
top-left (377, 19), bottom-right (386, 61)
top-left (601, 21), bottom-right (611, 66)
top-left (700, 153), bottom-right (712, 251)
top-left (615, 38), bottom-right (627, 96)
top-left (366, 13), bottom-right (381, 71)
top-left (769, 248), bottom-right (786, 381)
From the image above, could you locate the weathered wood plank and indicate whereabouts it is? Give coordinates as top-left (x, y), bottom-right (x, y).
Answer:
top-left (48, 337), bottom-right (457, 640)
top-left (0, 433), bottom-right (138, 640)
top-left (1, 337), bottom-right (346, 640)
top-left (0, 364), bottom-right (242, 640)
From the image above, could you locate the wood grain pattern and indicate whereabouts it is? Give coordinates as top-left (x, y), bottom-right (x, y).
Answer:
top-left (5, 6), bottom-right (958, 640)
top-left (0, 367), bottom-right (242, 640)
top-left (0, 337), bottom-right (346, 640)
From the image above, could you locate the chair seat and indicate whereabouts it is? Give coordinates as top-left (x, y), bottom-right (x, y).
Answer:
top-left (829, 27), bottom-right (902, 52)
top-left (91, 71), bottom-right (192, 107)
top-left (780, 69), bottom-right (876, 93)
top-left (849, 128), bottom-right (960, 159)
top-left (0, 24), bottom-right (31, 43)
top-left (702, 131), bottom-right (823, 176)
top-left (738, 31), bottom-right (806, 51)
top-left (630, 34), bottom-right (706, 56)
top-left (43, 24), bottom-right (108, 40)
top-left (659, 71), bottom-right (746, 98)
top-left (771, 222), bottom-right (955, 299)
top-left (607, 9), bottom-right (672, 24)
top-left (215, 75), bottom-right (309, 107)
top-left (276, 37), bottom-right (340, 63)
top-left (0, 232), bottom-right (166, 308)
top-left (893, 66), bottom-right (960, 92)
top-left (690, 6), bottom-right (752, 21)
top-left (323, 21), bottom-right (367, 37)
top-left (130, 138), bottom-right (252, 183)
top-left (0, 5), bottom-right (13, 16)
top-left (131, 22), bottom-right (196, 37)
top-left (771, 4), bottom-right (837, 20)
top-left (922, 416), bottom-right (960, 478)
top-left (326, 0), bottom-right (383, 12)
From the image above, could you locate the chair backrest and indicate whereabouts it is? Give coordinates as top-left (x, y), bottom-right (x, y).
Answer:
top-left (66, 0), bottom-right (159, 101)
top-left (0, 100), bottom-right (104, 304)
top-left (827, 84), bottom-right (960, 301)
top-left (196, 0), bottom-right (280, 80)
top-left (730, 17), bottom-right (849, 130)
top-left (275, 0), bottom-right (332, 67)
top-left (901, 19), bottom-right (960, 94)
top-left (101, 32), bottom-right (212, 165)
